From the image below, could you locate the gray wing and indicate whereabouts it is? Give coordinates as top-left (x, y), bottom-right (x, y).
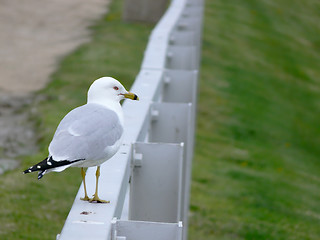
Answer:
top-left (48, 103), bottom-right (123, 161)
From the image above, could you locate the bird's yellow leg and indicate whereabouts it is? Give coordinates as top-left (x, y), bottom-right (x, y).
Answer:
top-left (89, 166), bottom-right (110, 203)
top-left (80, 168), bottom-right (90, 201)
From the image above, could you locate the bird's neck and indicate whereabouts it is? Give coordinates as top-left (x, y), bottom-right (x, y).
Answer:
top-left (87, 100), bottom-right (124, 125)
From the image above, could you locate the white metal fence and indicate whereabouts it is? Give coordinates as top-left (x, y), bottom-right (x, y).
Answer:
top-left (57, 0), bottom-right (203, 239)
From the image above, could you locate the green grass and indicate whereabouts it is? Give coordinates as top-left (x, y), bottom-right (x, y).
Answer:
top-left (189, 0), bottom-right (320, 239)
top-left (1, 0), bottom-right (320, 239)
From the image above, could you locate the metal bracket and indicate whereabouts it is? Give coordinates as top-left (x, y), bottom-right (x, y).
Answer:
top-left (163, 76), bottom-right (171, 85)
top-left (150, 108), bottom-right (160, 122)
top-left (166, 51), bottom-right (173, 59)
top-left (111, 218), bottom-right (183, 240)
top-left (133, 150), bottom-right (143, 167)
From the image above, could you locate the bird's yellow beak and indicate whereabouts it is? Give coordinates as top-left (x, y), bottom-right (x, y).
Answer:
top-left (124, 92), bottom-right (139, 100)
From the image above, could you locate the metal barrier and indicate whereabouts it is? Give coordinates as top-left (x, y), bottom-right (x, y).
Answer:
top-left (57, 0), bottom-right (203, 239)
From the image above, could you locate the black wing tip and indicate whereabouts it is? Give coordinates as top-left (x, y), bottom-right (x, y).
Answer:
top-left (23, 157), bottom-right (85, 178)
top-left (22, 157), bottom-right (49, 175)
top-left (23, 169), bottom-right (30, 174)
top-left (22, 168), bottom-right (46, 180)
top-left (37, 170), bottom-right (46, 180)
top-left (23, 167), bottom-right (35, 174)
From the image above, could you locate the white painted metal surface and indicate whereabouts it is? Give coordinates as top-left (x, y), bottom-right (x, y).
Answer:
top-left (129, 142), bottom-right (184, 223)
top-left (57, 0), bottom-right (203, 239)
top-left (111, 219), bottom-right (183, 240)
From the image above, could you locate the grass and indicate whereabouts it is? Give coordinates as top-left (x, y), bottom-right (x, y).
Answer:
top-left (189, 0), bottom-right (320, 239)
top-left (0, 0), bottom-right (320, 239)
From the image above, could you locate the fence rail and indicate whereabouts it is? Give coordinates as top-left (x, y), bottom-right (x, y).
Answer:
top-left (57, 0), bottom-right (203, 239)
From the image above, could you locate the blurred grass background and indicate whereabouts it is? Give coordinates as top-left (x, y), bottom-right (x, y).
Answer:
top-left (189, 0), bottom-right (320, 239)
top-left (0, 0), bottom-right (319, 239)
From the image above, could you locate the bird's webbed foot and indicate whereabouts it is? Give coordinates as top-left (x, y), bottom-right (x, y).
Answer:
top-left (89, 194), bottom-right (110, 203)
top-left (80, 195), bottom-right (91, 201)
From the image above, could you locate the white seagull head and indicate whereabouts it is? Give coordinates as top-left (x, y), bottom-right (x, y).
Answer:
top-left (87, 77), bottom-right (138, 105)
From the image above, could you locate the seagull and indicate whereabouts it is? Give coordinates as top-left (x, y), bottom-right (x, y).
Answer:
top-left (23, 77), bottom-right (139, 203)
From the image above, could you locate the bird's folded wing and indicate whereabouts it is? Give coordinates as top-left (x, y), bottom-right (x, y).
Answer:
top-left (49, 103), bottom-right (123, 161)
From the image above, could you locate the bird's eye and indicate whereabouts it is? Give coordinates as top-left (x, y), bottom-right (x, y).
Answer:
top-left (113, 86), bottom-right (119, 90)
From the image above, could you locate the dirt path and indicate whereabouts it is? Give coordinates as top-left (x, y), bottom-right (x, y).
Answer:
top-left (0, 0), bottom-right (110, 95)
top-left (0, 0), bottom-right (110, 172)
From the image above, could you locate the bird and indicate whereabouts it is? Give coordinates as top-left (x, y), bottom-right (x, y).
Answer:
top-left (23, 77), bottom-right (139, 203)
